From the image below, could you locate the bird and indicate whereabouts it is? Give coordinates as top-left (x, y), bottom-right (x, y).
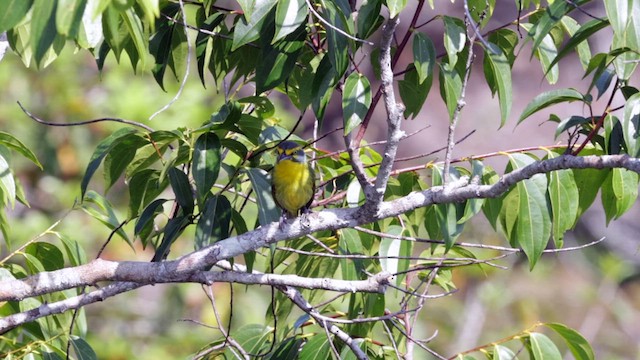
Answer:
top-left (271, 140), bottom-right (315, 224)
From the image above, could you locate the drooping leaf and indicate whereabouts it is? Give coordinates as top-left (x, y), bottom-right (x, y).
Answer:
top-left (622, 92), bottom-right (640, 157)
top-left (0, 154), bottom-right (15, 208)
top-left (168, 167), bottom-right (194, 214)
top-left (412, 32), bottom-right (436, 84)
top-left (30, 0), bottom-right (59, 68)
top-left (0, 0), bottom-right (34, 33)
top-left (193, 132), bottom-right (221, 202)
top-left (273, 0), bottom-right (307, 42)
top-left (399, 64), bottom-right (431, 119)
top-left (256, 15), bottom-right (306, 94)
top-left (601, 167), bottom-right (639, 224)
top-left (439, 63), bottom-right (462, 121)
top-left (508, 154), bottom-right (551, 269)
top-left (70, 336), bottom-right (98, 360)
top-left (483, 42), bottom-right (512, 127)
top-left (151, 214), bottom-right (190, 262)
top-left (56, 0), bottom-right (87, 37)
top-left (518, 88), bottom-right (584, 123)
top-left (342, 72), bottom-right (371, 135)
top-left (443, 16), bottom-right (466, 67)
top-left (194, 195), bottom-right (232, 249)
top-left (492, 344), bottom-right (517, 360)
top-left (380, 225), bottom-right (411, 287)
top-left (322, 1), bottom-right (349, 79)
top-left (245, 167), bottom-right (279, 225)
top-left (551, 17), bottom-right (607, 71)
top-left (546, 152), bottom-right (579, 248)
top-left (25, 242), bottom-right (65, 271)
top-left (544, 323), bottom-right (595, 360)
top-left (80, 127), bottom-right (139, 200)
top-left (232, 0), bottom-right (277, 50)
top-left (82, 190), bottom-right (130, 245)
top-left (528, 332), bottom-right (562, 360)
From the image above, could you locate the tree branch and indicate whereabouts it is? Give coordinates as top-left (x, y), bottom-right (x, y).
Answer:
top-left (2, 154), bottom-right (638, 332)
top-left (371, 15), bottom-right (405, 207)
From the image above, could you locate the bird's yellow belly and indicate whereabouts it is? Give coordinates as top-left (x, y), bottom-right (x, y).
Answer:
top-left (272, 159), bottom-right (313, 216)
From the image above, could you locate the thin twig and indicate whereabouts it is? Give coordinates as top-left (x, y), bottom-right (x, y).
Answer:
top-left (17, 101), bottom-right (155, 132)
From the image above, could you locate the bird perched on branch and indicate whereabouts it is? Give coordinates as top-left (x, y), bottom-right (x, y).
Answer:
top-left (272, 141), bottom-right (315, 224)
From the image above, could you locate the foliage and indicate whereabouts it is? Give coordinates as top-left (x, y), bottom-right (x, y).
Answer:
top-left (0, 0), bottom-right (638, 359)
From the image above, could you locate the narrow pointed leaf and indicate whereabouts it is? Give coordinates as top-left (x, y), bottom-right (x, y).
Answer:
top-left (443, 16), bottom-right (465, 67)
top-left (245, 168), bottom-right (279, 225)
top-left (195, 195), bottom-right (232, 249)
top-left (547, 152), bottom-right (579, 248)
top-left (343, 72), bottom-right (371, 135)
top-left (518, 88), bottom-right (584, 123)
top-left (439, 63), bottom-right (462, 121)
top-left (483, 42), bottom-right (512, 126)
top-left (0, 0), bottom-right (33, 33)
top-left (544, 323), bottom-right (595, 360)
top-left (273, 0), bottom-right (307, 42)
top-left (31, 0), bottom-right (59, 68)
top-left (193, 132), bottom-right (221, 201)
top-left (0, 131), bottom-right (42, 169)
top-left (529, 332), bottom-right (562, 360)
top-left (168, 167), bottom-right (194, 214)
top-left (413, 32), bottom-right (436, 84)
top-left (622, 92), bottom-right (640, 157)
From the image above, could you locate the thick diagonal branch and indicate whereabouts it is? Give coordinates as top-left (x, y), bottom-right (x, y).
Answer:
top-left (3, 154), bottom-right (640, 332)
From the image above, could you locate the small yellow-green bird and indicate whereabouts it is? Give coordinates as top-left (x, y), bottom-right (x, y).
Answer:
top-left (272, 141), bottom-right (315, 222)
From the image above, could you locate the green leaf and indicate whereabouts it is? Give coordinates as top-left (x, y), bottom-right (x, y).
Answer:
top-left (227, 324), bottom-right (272, 356)
top-left (399, 64), bottom-right (431, 119)
top-left (554, 115), bottom-right (590, 139)
top-left (134, 198), bottom-right (167, 246)
top-left (81, 128), bottom-right (139, 199)
top-left (356, 0), bottom-right (382, 40)
top-left (56, 0), bottom-right (87, 37)
top-left (508, 154), bottom-right (551, 269)
top-left (488, 29), bottom-right (519, 66)
top-left (245, 167), bottom-right (279, 225)
top-left (604, 0), bottom-right (629, 35)
top-left (458, 160), bottom-right (485, 223)
top-left (195, 195), bottom-right (232, 249)
top-left (128, 169), bottom-right (169, 219)
top-left (551, 18), bottom-right (607, 71)
top-left (195, 11), bottom-right (224, 87)
top-left (0, 154), bottom-right (16, 207)
top-left (193, 132), bottom-right (221, 202)
top-left (273, 0), bottom-right (307, 42)
top-left (121, 7), bottom-right (148, 71)
top-left (483, 42), bottom-right (512, 127)
top-left (103, 133), bottom-right (146, 192)
top-left (601, 168), bottom-right (639, 224)
top-left (386, 0), bottom-right (407, 18)
top-left (547, 152), bottom-right (579, 248)
top-left (528, 23), bottom-right (559, 84)
top-left (70, 336), bottom-right (98, 360)
top-left (412, 32), bottom-right (436, 84)
top-left (311, 55), bottom-right (338, 123)
top-left (339, 228), bottom-right (364, 280)
top-left (622, 92), bottom-right (640, 157)
top-left (528, 0), bottom-right (585, 56)
top-left (256, 14), bottom-right (305, 94)
top-left (168, 167), bottom-right (194, 214)
top-left (0, 0), bottom-right (33, 33)
top-left (439, 63), bottom-right (462, 121)
top-left (518, 88), bottom-right (584, 123)
top-left (299, 334), bottom-right (332, 359)
top-left (31, 0), bottom-right (59, 68)
top-left (380, 225), bottom-right (411, 287)
top-left (529, 332), bottom-right (562, 360)
top-left (544, 323), bottom-right (595, 360)
top-left (572, 151), bottom-right (609, 226)
top-left (492, 344), bottom-right (517, 360)
top-left (342, 72), bottom-right (371, 135)
top-left (152, 214), bottom-right (190, 262)
top-left (232, 0), bottom-right (277, 50)
top-left (322, 1), bottom-right (349, 78)
top-left (82, 190), bottom-right (130, 245)
top-left (25, 242), bottom-right (65, 271)
top-left (443, 16), bottom-right (466, 67)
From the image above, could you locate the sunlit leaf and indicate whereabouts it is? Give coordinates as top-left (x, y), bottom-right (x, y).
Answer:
top-left (519, 88), bottom-right (584, 123)
top-left (342, 72), bottom-right (371, 135)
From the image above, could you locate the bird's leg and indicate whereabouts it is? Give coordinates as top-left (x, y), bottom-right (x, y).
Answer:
top-left (300, 207), bottom-right (312, 228)
top-left (278, 211), bottom-right (289, 230)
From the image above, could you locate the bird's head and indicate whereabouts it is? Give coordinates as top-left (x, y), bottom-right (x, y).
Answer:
top-left (275, 141), bottom-right (306, 163)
